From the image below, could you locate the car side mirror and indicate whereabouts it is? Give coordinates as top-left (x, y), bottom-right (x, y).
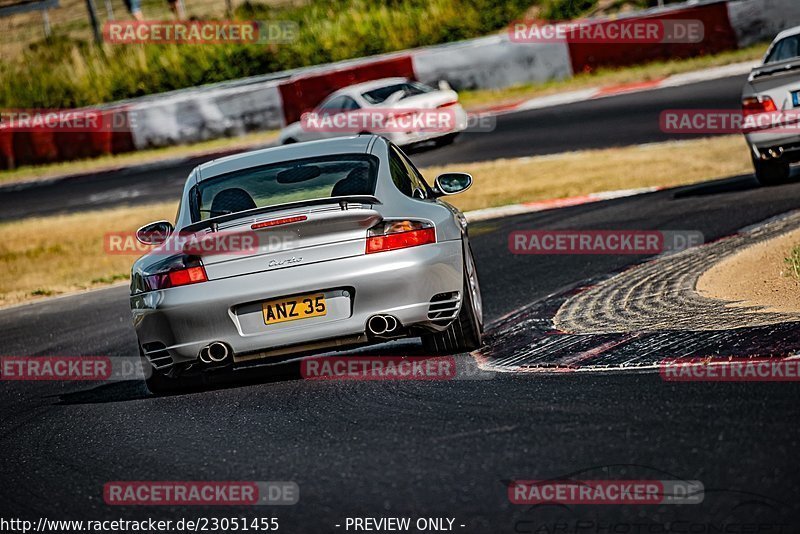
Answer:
top-left (438, 80), bottom-right (452, 91)
top-left (136, 220), bottom-right (174, 245)
top-left (434, 172), bottom-right (472, 196)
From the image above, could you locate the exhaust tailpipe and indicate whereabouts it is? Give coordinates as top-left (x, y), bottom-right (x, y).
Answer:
top-left (207, 342), bottom-right (230, 363)
top-left (384, 315), bottom-right (398, 334)
top-left (768, 147), bottom-right (784, 159)
top-left (367, 315), bottom-right (400, 337)
top-left (198, 342), bottom-right (230, 364)
top-left (367, 315), bottom-right (388, 335)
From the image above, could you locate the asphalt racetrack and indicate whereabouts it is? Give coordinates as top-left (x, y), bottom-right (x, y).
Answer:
top-left (2, 169), bottom-right (800, 529)
top-left (2, 66), bottom-right (800, 530)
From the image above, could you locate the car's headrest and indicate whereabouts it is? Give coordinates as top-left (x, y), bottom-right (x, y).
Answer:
top-left (331, 167), bottom-right (371, 197)
top-left (209, 188), bottom-right (257, 217)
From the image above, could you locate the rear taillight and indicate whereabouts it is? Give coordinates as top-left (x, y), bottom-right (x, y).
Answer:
top-left (167, 266), bottom-right (207, 287)
top-left (366, 220), bottom-right (436, 254)
top-left (742, 95), bottom-right (777, 116)
top-left (145, 256), bottom-right (207, 290)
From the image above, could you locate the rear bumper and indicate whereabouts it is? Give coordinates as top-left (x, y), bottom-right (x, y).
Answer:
top-left (745, 130), bottom-right (800, 162)
top-left (387, 106), bottom-right (468, 146)
top-left (131, 240), bottom-right (464, 365)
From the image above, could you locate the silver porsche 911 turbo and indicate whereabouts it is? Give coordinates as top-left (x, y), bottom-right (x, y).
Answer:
top-left (131, 135), bottom-right (483, 393)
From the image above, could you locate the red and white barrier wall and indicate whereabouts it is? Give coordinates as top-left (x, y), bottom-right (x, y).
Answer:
top-left (0, 108), bottom-right (134, 170)
top-left (3, 0), bottom-right (800, 170)
top-left (566, 2), bottom-right (739, 72)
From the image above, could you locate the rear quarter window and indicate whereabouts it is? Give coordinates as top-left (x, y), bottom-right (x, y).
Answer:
top-left (766, 35), bottom-right (800, 64)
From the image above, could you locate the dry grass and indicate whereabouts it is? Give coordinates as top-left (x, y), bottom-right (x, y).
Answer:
top-left (0, 135), bottom-right (752, 307)
top-left (786, 244), bottom-right (800, 281)
top-left (0, 202), bottom-right (175, 307)
top-left (432, 135), bottom-right (752, 212)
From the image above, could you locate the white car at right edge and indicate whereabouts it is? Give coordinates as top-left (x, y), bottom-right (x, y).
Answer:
top-left (742, 25), bottom-right (800, 185)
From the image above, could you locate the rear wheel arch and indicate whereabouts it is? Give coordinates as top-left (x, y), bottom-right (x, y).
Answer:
top-left (421, 239), bottom-right (483, 354)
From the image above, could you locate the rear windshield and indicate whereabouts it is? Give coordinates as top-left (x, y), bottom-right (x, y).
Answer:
top-left (361, 82), bottom-right (432, 104)
top-left (765, 35), bottom-right (800, 64)
top-left (191, 154), bottom-right (378, 222)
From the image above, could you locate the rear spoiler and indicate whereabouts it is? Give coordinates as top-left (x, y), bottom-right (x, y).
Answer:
top-left (182, 195), bottom-right (382, 233)
top-left (750, 59), bottom-right (800, 80)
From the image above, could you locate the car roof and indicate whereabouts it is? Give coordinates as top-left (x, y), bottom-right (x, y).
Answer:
top-left (772, 25), bottom-right (800, 44)
top-left (196, 135), bottom-right (376, 180)
top-left (328, 77), bottom-right (414, 98)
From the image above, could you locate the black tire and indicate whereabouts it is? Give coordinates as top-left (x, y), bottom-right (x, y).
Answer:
top-left (434, 132), bottom-right (458, 147)
top-left (422, 242), bottom-right (483, 354)
top-left (283, 138), bottom-right (297, 145)
top-left (753, 156), bottom-right (791, 185)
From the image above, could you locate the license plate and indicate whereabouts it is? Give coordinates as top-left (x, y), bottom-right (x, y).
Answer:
top-left (793, 90), bottom-right (800, 107)
top-left (262, 293), bottom-right (326, 325)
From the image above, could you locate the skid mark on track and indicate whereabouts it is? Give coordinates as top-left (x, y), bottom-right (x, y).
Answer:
top-left (556, 211), bottom-right (800, 333)
top-left (478, 295), bottom-right (800, 373)
top-left (477, 212), bottom-right (800, 373)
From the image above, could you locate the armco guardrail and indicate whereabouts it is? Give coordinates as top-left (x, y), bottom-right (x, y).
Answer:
top-left (2, 0), bottom-right (799, 170)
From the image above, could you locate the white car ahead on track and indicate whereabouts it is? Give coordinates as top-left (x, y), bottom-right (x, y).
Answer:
top-left (279, 78), bottom-right (468, 147)
top-left (742, 25), bottom-right (800, 184)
